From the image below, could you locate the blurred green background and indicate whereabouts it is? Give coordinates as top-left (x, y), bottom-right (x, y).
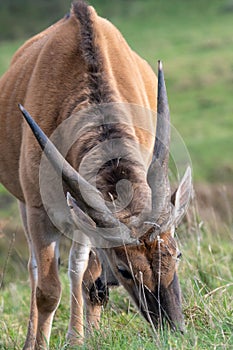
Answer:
top-left (0, 0), bottom-right (232, 278)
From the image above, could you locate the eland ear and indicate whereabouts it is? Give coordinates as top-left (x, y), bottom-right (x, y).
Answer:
top-left (172, 166), bottom-right (193, 226)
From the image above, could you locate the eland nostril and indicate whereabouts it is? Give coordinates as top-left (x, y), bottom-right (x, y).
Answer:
top-left (169, 320), bottom-right (185, 334)
top-left (180, 327), bottom-right (185, 335)
top-left (177, 322), bottom-right (186, 334)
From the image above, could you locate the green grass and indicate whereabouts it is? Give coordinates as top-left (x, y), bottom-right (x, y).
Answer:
top-left (0, 1), bottom-right (233, 349)
top-left (0, 223), bottom-right (232, 349)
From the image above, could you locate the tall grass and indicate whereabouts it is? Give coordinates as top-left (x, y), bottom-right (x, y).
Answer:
top-left (0, 215), bottom-right (232, 349)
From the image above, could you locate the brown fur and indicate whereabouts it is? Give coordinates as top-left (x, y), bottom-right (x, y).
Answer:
top-left (0, 1), bottom-right (186, 349)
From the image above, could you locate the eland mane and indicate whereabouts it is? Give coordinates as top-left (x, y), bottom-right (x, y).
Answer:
top-left (66, 2), bottom-right (151, 218)
top-left (72, 1), bottom-right (114, 105)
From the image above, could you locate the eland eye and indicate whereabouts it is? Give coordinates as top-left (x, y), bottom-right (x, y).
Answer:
top-left (177, 251), bottom-right (182, 259)
top-left (117, 266), bottom-right (133, 280)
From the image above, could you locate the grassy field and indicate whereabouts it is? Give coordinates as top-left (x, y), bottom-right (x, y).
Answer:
top-left (0, 0), bottom-right (233, 349)
top-left (1, 223), bottom-right (232, 349)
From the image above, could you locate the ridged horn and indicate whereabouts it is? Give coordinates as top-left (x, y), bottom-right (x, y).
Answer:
top-left (147, 61), bottom-right (171, 221)
top-left (18, 104), bottom-right (133, 242)
top-left (18, 104), bottom-right (107, 212)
